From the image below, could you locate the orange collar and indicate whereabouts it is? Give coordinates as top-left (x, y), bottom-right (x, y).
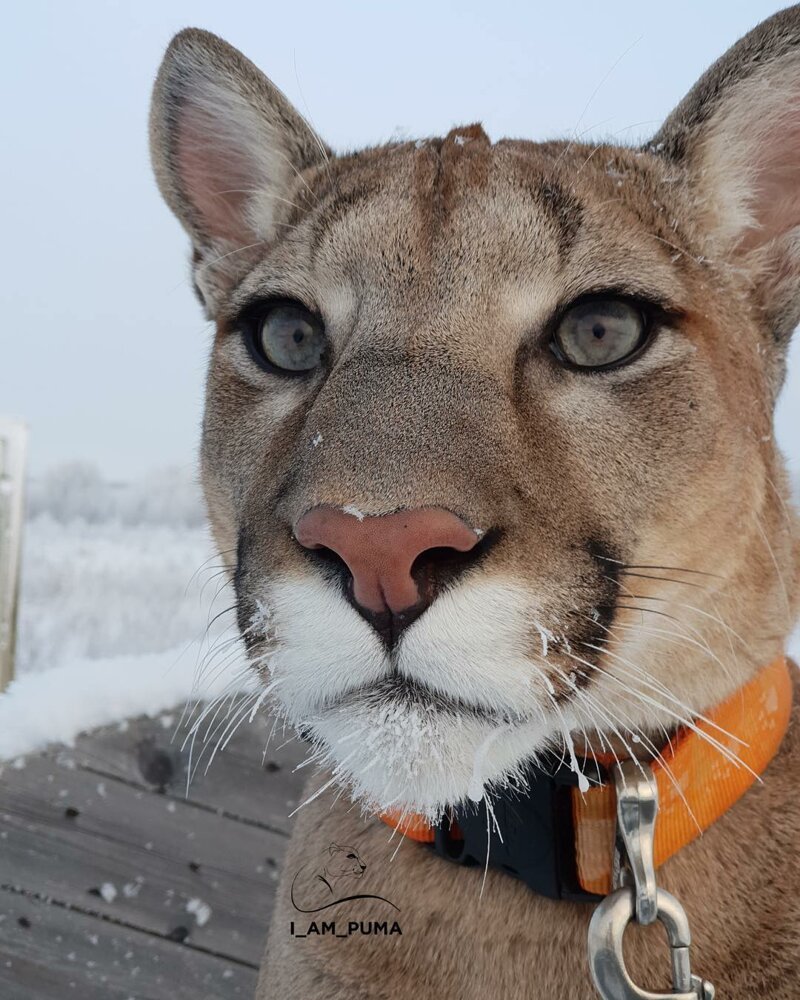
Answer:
top-left (380, 657), bottom-right (793, 898)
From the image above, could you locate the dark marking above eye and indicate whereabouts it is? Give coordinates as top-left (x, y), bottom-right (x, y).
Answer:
top-left (536, 180), bottom-right (583, 256)
top-left (308, 181), bottom-right (380, 258)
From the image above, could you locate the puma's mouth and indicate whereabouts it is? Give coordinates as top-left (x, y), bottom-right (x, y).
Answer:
top-left (244, 574), bottom-right (601, 818)
top-left (332, 675), bottom-right (533, 725)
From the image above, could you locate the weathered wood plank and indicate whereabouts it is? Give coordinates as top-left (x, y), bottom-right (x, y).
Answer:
top-left (0, 886), bottom-right (257, 1000)
top-left (0, 754), bottom-right (285, 964)
top-left (69, 711), bottom-right (309, 834)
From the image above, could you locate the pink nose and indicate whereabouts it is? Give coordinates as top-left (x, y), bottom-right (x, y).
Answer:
top-left (294, 506), bottom-right (480, 615)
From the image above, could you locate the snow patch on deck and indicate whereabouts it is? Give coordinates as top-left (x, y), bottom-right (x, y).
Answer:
top-left (0, 646), bottom-right (254, 762)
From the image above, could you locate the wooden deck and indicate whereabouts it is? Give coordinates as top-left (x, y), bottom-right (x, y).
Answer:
top-left (0, 710), bottom-right (308, 999)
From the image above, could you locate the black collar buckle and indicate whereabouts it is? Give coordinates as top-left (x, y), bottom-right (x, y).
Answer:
top-left (431, 756), bottom-right (607, 903)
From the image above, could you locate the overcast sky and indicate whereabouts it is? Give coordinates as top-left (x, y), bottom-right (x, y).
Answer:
top-left (2, 0), bottom-right (798, 481)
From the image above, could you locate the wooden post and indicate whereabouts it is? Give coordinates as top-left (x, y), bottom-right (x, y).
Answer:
top-left (0, 417), bottom-right (28, 692)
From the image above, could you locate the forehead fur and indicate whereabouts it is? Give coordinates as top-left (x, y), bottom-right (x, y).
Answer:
top-left (229, 124), bottom-right (702, 307)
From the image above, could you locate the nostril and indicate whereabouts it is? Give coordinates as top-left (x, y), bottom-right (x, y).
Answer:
top-left (409, 529), bottom-right (499, 596)
top-left (297, 539), bottom-right (352, 583)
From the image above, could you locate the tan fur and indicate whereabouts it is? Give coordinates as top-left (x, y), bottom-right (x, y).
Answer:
top-left (149, 9), bottom-right (800, 998)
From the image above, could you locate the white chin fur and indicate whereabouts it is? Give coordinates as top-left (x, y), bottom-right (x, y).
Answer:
top-left (307, 705), bottom-right (560, 822)
top-left (259, 576), bottom-right (566, 820)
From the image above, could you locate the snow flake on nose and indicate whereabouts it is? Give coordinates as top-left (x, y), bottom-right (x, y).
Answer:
top-left (340, 505), bottom-right (366, 522)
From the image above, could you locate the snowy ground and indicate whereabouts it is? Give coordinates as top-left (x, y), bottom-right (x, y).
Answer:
top-left (1, 465), bottom-right (251, 760)
top-left (16, 517), bottom-right (221, 673)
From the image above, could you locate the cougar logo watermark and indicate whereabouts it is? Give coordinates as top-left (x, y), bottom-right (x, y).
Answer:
top-left (289, 842), bottom-right (401, 938)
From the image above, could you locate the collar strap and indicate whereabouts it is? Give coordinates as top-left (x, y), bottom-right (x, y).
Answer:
top-left (379, 657), bottom-right (792, 901)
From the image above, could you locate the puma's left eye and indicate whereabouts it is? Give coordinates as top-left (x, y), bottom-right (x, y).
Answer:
top-left (253, 300), bottom-right (326, 373)
top-left (552, 299), bottom-right (647, 369)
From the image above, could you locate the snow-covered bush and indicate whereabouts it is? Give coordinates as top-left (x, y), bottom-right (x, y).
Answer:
top-left (16, 464), bottom-right (231, 675)
top-left (25, 462), bottom-right (206, 528)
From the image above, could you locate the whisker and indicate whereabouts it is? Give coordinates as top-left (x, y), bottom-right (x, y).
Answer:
top-left (570, 681), bottom-right (700, 831)
top-left (754, 513), bottom-right (792, 625)
top-left (204, 691), bottom-right (263, 775)
top-left (570, 649), bottom-right (755, 775)
top-left (554, 34), bottom-right (643, 168)
top-left (183, 547), bottom-right (236, 596)
top-left (292, 50), bottom-right (338, 196)
top-left (763, 472), bottom-right (795, 529)
top-left (596, 555), bottom-right (721, 578)
top-left (195, 240), bottom-right (267, 277)
top-left (198, 567), bottom-right (233, 604)
top-left (580, 641), bottom-right (743, 744)
top-left (603, 580), bottom-right (748, 685)
top-left (605, 614), bottom-right (732, 679)
top-left (616, 571), bottom-right (708, 591)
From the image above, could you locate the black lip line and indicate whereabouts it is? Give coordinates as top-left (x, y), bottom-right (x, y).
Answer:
top-left (319, 675), bottom-right (535, 725)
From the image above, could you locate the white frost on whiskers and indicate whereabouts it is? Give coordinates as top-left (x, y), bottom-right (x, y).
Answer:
top-left (250, 597), bottom-right (273, 634)
top-left (534, 622), bottom-right (555, 658)
top-left (340, 504), bottom-right (366, 521)
top-left (467, 725), bottom-right (509, 802)
top-left (301, 699), bottom-right (560, 823)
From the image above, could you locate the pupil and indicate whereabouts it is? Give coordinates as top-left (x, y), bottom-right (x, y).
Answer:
top-left (592, 323), bottom-right (606, 339)
top-left (292, 329), bottom-right (305, 344)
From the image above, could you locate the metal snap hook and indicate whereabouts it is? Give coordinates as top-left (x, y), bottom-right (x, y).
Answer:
top-left (587, 761), bottom-right (716, 1000)
top-left (587, 886), bottom-right (715, 1000)
top-left (612, 761), bottom-right (659, 925)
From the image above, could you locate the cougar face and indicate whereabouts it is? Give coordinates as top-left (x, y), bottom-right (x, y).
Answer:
top-left (151, 22), bottom-right (800, 820)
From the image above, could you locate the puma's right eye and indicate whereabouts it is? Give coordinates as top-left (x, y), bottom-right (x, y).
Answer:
top-left (248, 300), bottom-right (326, 373)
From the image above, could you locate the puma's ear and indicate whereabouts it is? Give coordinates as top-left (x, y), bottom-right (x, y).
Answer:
top-left (328, 842), bottom-right (342, 856)
top-left (149, 29), bottom-right (330, 313)
top-left (648, 8), bottom-right (800, 348)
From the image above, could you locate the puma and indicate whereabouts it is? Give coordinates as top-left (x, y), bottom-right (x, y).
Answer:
top-left (150, 9), bottom-right (800, 997)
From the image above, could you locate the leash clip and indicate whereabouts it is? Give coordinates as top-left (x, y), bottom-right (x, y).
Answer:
top-left (587, 761), bottom-right (715, 1000)
top-left (611, 760), bottom-right (659, 925)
